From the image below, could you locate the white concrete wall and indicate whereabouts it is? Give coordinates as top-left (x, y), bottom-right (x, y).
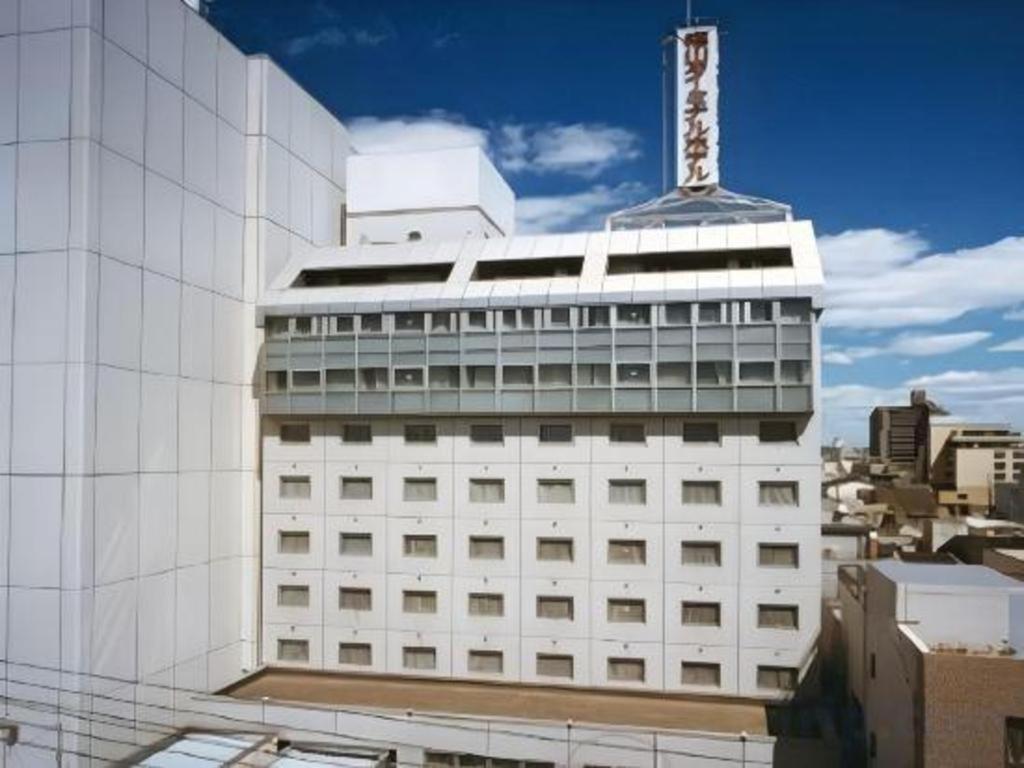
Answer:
top-left (261, 413), bottom-right (821, 698)
top-left (0, 0), bottom-right (348, 763)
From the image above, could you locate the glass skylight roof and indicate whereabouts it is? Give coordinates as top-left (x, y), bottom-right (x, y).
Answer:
top-left (607, 186), bottom-right (792, 230)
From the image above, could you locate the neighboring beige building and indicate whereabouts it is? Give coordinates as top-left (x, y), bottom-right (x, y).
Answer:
top-left (838, 561), bottom-right (1024, 767)
top-left (930, 419), bottom-right (1024, 513)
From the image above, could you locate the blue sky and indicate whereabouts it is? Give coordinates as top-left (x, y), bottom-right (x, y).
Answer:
top-left (209, 0), bottom-right (1024, 444)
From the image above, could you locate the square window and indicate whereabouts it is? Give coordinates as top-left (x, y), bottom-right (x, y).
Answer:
top-left (340, 476), bottom-right (372, 500)
top-left (682, 480), bottom-right (722, 505)
top-left (779, 299), bottom-right (811, 322)
top-left (326, 368), bottom-right (355, 389)
top-left (616, 304), bottom-right (650, 326)
top-left (278, 531), bottom-right (310, 554)
top-left (266, 317), bottom-right (290, 338)
top-left (749, 300), bottom-right (773, 322)
top-left (277, 585), bottom-right (309, 607)
top-left (681, 541), bottom-right (721, 566)
top-left (539, 423), bottom-right (573, 443)
top-left (610, 423), bottom-right (645, 443)
top-left (467, 310), bottom-right (488, 330)
top-left (696, 361), bottom-right (732, 385)
top-left (339, 532), bottom-right (372, 556)
top-left (339, 587), bottom-right (372, 611)
top-left (584, 306), bottom-right (610, 327)
top-left (464, 366), bottom-right (496, 389)
top-left (739, 361), bottom-right (775, 384)
top-left (291, 370), bottom-right (321, 389)
top-left (536, 537), bottom-right (573, 562)
top-left (617, 363), bottom-right (650, 386)
top-left (521, 308), bottom-right (536, 329)
top-left (342, 423), bottom-right (372, 443)
top-left (469, 536), bottom-right (505, 560)
top-left (539, 364), bottom-right (572, 387)
top-left (503, 365), bottom-right (534, 387)
top-left (781, 360), bottom-right (811, 384)
top-left (403, 534), bottom-right (438, 557)
top-left (279, 476), bottom-right (311, 499)
top-left (265, 370), bottom-right (288, 393)
top-left (549, 307), bottom-right (570, 327)
top-left (759, 481), bottom-right (799, 506)
top-left (431, 312), bottom-right (456, 333)
top-left (394, 368), bottom-right (425, 388)
top-left (501, 309), bottom-right (517, 330)
top-left (609, 479), bottom-right (646, 505)
top-left (394, 312), bottom-right (425, 332)
top-left (359, 367), bottom-right (388, 390)
top-left (333, 315), bottom-right (354, 334)
top-left (683, 421), bottom-right (719, 443)
top-left (404, 424), bottom-right (437, 443)
top-left (429, 366), bottom-right (460, 389)
top-left (537, 479), bottom-right (575, 504)
top-left (698, 303), bottom-right (722, 324)
top-left (657, 362), bottom-right (691, 387)
top-left (280, 423), bottom-right (310, 443)
top-left (403, 478), bottom-right (438, 502)
top-left (608, 539), bottom-right (646, 565)
top-left (664, 303), bottom-right (691, 325)
top-left (536, 596), bottom-right (574, 620)
top-left (470, 424), bottom-right (504, 443)
top-left (339, 643), bottom-right (372, 666)
top-left (293, 316), bottom-right (315, 336)
top-left (360, 314), bottom-right (383, 333)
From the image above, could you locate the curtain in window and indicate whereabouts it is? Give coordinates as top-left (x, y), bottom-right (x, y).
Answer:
top-left (609, 480), bottom-right (646, 505)
top-left (607, 599), bottom-right (646, 623)
top-left (279, 476), bottom-right (311, 499)
top-left (682, 662), bottom-right (721, 687)
top-left (469, 479), bottom-right (505, 504)
top-left (758, 605), bottom-right (798, 629)
top-left (277, 639), bottom-right (309, 662)
top-left (339, 643), bottom-right (372, 666)
top-left (682, 481), bottom-right (721, 505)
top-left (404, 478), bottom-right (438, 502)
top-left (339, 532), bottom-right (372, 556)
top-left (340, 477), bottom-right (372, 500)
top-left (278, 531), bottom-right (310, 554)
top-left (403, 647), bottom-right (437, 670)
top-left (759, 544), bottom-right (799, 567)
top-left (469, 537), bottom-right (504, 559)
top-left (537, 479), bottom-right (574, 504)
top-left (608, 540), bottom-right (646, 564)
top-left (536, 538), bottom-right (573, 561)
top-left (468, 593), bottom-right (504, 617)
top-left (682, 602), bottom-right (720, 626)
top-left (607, 658), bottom-right (645, 682)
top-left (340, 588), bottom-right (372, 611)
top-left (468, 650), bottom-right (503, 674)
top-left (681, 542), bottom-right (721, 565)
top-left (403, 535), bottom-right (437, 557)
top-left (536, 596), bottom-right (573, 619)
top-left (402, 591), bottom-right (437, 614)
top-left (277, 585), bottom-right (309, 607)
top-left (536, 654), bottom-right (573, 678)
top-left (759, 481), bottom-right (799, 506)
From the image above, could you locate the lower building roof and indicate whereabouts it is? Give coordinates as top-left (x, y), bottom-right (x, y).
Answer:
top-left (225, 670), bottom-right (769, 736)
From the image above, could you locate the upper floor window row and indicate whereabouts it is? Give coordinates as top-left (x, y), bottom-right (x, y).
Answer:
top-left (263, 299), bottom-right (814, 339)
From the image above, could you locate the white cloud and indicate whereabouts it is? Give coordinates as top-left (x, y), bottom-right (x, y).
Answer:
top-left (824, 330), bottom-right (991, 365)
top-left (347, 111), bottom-right (489, 155)
top-left (1004, 307), bottom-right (1024, 321)
top-left (516, 182), bottom-right (648, 235)
top-left (498, 123), bottom-right (642, 179)
top-left (824, 367), bottom-right (1024, 444)
top-left (819, 229), bottom-right (1024, 329)
top-left (991, 337), bottom-right (1024, 353)
top-left (347, 114), bottom-right (641, 180)
top-left (284, 24), bottom-right (394, 56)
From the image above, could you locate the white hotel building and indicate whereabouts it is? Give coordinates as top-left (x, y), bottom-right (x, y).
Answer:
top-left (0, 1), bottom-right (824, 764)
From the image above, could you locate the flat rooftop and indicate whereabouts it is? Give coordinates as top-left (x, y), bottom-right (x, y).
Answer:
top-left (225, 670), bottom-right (769, 736)
top-left (873, 559), bottom-right (1024, 589)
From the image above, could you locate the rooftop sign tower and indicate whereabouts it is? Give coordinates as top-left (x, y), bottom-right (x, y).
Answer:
top-left (675, 25), bottom-right (720, 189)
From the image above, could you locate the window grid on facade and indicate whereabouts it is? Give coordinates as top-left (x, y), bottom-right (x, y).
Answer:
top-left (536, 596), bottom-right (574, 620)
top-left (608, 539), bottom-right (647, 565)
top-left (339, 587), bottom-right (372, 611)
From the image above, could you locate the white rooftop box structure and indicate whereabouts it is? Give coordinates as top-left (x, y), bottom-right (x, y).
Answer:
top-left (346, 147), bottom-right (516, 245)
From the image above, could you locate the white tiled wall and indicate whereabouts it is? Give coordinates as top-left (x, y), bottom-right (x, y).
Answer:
top-left (261, 414), bottom-right (821, 698)
top-left (0, 0), bottom-right (348, 762)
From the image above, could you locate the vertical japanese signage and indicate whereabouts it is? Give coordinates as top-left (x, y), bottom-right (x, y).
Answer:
top-left (676, 25), bottom-right (719, 188)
